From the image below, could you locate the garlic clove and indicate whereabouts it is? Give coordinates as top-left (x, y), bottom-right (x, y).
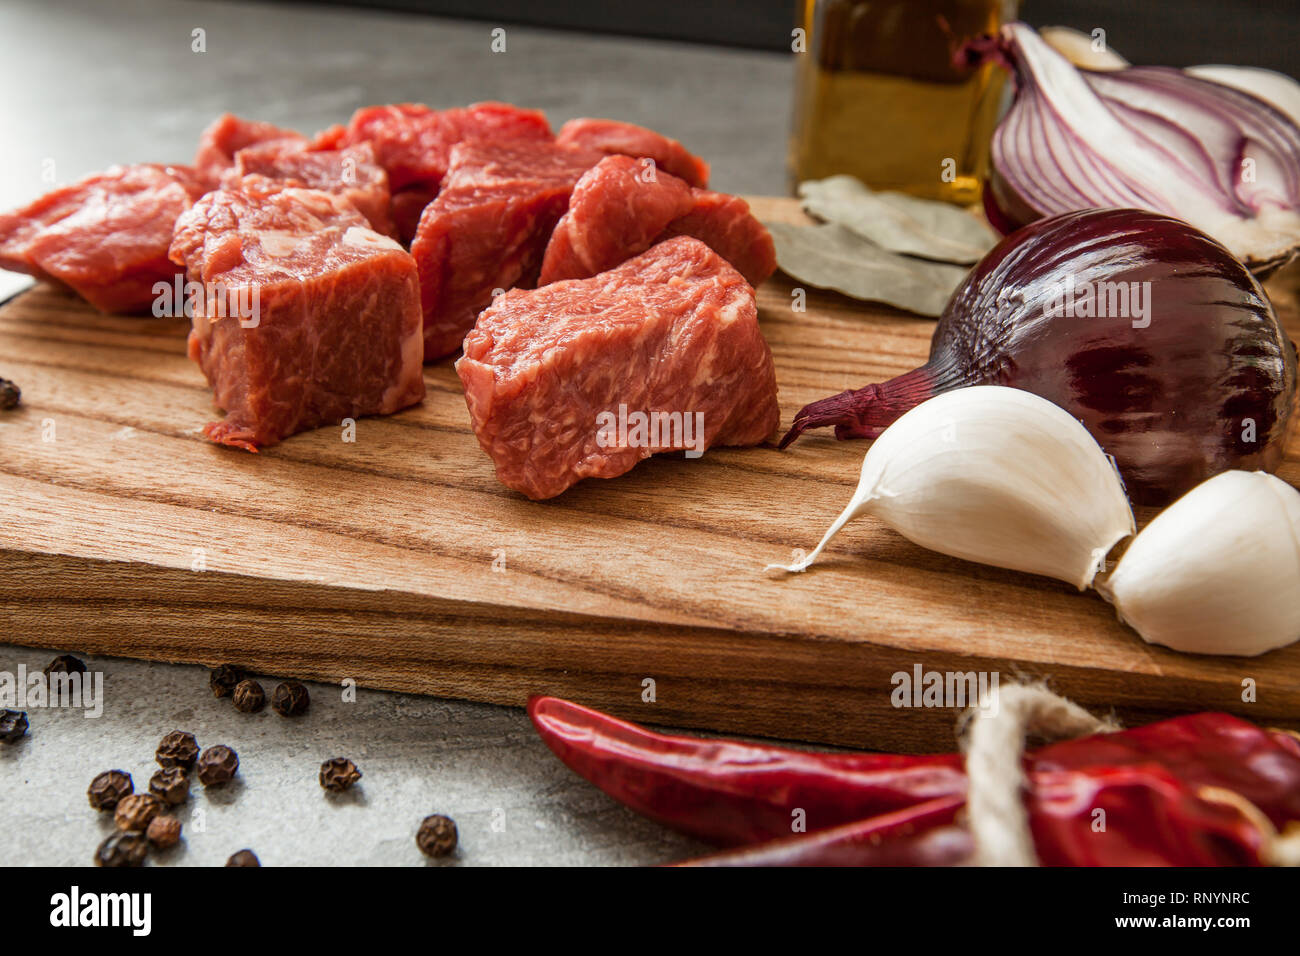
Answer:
top-left (770, 386), bottom-right (1135, 589)
top-left (1100, 470), bottom-right (1300, 656)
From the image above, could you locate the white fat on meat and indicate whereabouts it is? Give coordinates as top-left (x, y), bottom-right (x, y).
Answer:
top-left (257, 230), bottom-right (302, 258)
top-left (343, 226), bottom-right (403, 251)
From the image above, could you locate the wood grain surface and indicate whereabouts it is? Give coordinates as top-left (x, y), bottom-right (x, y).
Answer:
top-left (0, 196), bottom-right (1297, 751)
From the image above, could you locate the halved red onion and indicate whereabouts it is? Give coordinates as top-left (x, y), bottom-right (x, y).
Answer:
top-left (971, 23), bottom-right (1300, 273)
top-left (780, 208), bottom-right (1298, 506)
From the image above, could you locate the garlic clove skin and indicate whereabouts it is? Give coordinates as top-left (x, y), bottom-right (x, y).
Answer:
top-left (770, 386), bottom-right (1135, 589)
top-left (1100, 471), bottom-right (1300, 656)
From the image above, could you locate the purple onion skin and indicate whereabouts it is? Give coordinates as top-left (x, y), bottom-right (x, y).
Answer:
top-left (781, 208), bottom-right (1298, 506)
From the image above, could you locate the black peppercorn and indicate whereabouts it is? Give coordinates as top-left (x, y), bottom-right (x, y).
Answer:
top-left (95, 831), bottom-right (148, 867)
top-left (271, 680), bottom-right (309, 717)
top-left (196, 744), bottom-right (239, 786)
top-left (155, 730), bottom-right (200, 770)
top-left (146, 815), bottom-right (182, 849)
top-left (0, 378), bottom-right (19, 411)
top-left (42, 654), bottom-right (86, 677)
top-left (149, 766), bottom-right (189, 806)
top-left (226, 849), bottom-right (260, 867)
top-left (0, 709), bottom-right (28, 744)
top-left (210, 663), bottom-right (245, 698)
top-left (87, 769), bottom-right (134, 810)
top-left (114, 792), bottom-right (163, 831)
top-left (319, 757), bottom-right (362, 792)
top-left (416, 814), bottom-right (458, 858)
top-left (232, 679), bottom-right (265, 713)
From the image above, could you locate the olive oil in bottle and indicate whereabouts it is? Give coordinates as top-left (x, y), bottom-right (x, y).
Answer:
top-left (790, 0), bottom-right (1013, 204)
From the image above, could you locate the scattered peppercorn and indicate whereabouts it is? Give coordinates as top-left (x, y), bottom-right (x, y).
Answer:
top-left (271, 680), bottom-right (310, 717)
top-left (319, 757), bottom-right (362, 792)
top-left (95, 831), bottom-right (148, 867)
top-left (42, 654), bottom-right (86, 677)
top-left (149, 766), bottom-right (189, 806)
top-left (416, 814), bottom-right (458, 858)
top-left (87, 770), bottom-right (134, 810)
top-left (196, 744), bottom-right (239, 786)
top-left (155, 730), bottom-right (200, 770)
top-left (114, 792), bottom-right (163, 831)
top-left (0, 378), bottom-right (19, 411)
top-left (226, 849), bottom-right (260, 867)
top-left (209, 664), bottom-right (245, 698)
top-left (146, 815), bottom-right (182, 849)
top-left (0, 709), bottom-right (28, 744)
top-left (232, 679), bottom-right (265, 713)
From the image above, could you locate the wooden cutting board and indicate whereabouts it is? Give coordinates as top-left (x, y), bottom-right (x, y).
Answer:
top-left (1, 196), bottom-right (1297, 752)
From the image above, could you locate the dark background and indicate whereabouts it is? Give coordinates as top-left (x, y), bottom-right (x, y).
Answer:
top-left (286, 1), bottom-right (1297, 75)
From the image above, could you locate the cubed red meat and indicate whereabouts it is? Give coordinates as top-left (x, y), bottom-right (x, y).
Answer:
top-left (659, 191), bottom-right (776, 288)
top-left (389, 185), bottom-right (439, 245)
top-left (194, 113), bottom-right (305, 188)
top-left (411, 139), bottom-right (603, 361)
top-left (220, 140), bottom-right (395, 237)
top-left (0, 163), bottom-right (207, 313)
top-left (539, 155), bottom-right (695, 283)
top-left (456, 237), bottom-right (780, 499)
top-left (538, 155), bottom-right (775, 287)
top-left (555, 118), bottom-right (709, 188)
top-left (332, 101), bottom-right (553, 193)
top-left (325, 101), bottom-right (554, 245)
top-left (170, 187), bottom-right (425, 451)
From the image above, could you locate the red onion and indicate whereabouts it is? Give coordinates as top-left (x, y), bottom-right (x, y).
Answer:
top-left (780, 208), bottom-right (1297, 505)
top-left (969, 23), bottom-right (1300, 273)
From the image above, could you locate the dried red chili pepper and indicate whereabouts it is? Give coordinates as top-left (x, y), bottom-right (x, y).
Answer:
top-left (529, 697), bottom-right (1300, 851)
top-left (1033, 766), bottom-right (1268, 866)
top-left (527, 695), bottom-right (965, 846)
top-left (679, 767), bottom-right (1270, 867)
top-left (1029, 713), bottom-right (1300, 830)
top-left (678, 795), bottom-right (971, 867)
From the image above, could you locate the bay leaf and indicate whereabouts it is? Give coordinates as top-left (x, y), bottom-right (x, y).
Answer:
top-left (799, 175), bottom-right (998, 264)
top-left (769, 221), bottom-right (969, 317)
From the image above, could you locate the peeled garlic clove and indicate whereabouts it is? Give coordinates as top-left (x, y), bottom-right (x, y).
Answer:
top-left (770, 386), bottom-right (1135, 588)
top-left (1100, 471), bottom-right (1300, 656)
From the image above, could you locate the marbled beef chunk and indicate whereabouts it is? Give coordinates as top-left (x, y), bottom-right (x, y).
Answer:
top-left (539, 155), bottom-right (776, 287)
top-left (170, 187), bottom-right (425, 451)
top-left (323, 101), bottom-right (553, 242)
top-left (194, 113), bottom-right (305, 189)
top-left (411, 139), bottom-right (603, 361)
top-left (220, 140), bottom-right (396, 238)
top-left (0, 163), bottom-right (206, 313)
top-left (326, 101), bottom-right (552, 192)
top-left (555, 118), bottom-right (710, 188)
top-left (456, 237), bottom-right (779, 499)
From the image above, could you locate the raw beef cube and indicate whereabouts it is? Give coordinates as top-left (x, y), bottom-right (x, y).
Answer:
top-left (539, 155), bottom-right (695, 283)
top-left (456, 237), bottom-right (780, 499)
top-left (411, 139), bottom-right (602, 361)
top-left (220, 140), bottom-right (395, 237)
top-left (538, 156), bottom-right (776, 287)
top-left (310, 123), bottom-right (347, 151)
top-left (194, 113), bottom-right (305, 188)
top-left (389, 185), bottom-right (438, 245)
top-left (555, 118), bottom-right (710, 188)
top-left (0, 163), bottom-right (206, 313)
top-left (333, 101), bottom-right (552, 193)
top-left (170, 187), bottom-right (425, 451)
top-left (660, 192), bottom-right (777, 288)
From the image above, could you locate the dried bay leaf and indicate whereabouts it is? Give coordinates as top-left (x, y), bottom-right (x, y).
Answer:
top-left (799, 175), bottom-right (997, 264)
top-left (769, 221), bottom-right (969, 317)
